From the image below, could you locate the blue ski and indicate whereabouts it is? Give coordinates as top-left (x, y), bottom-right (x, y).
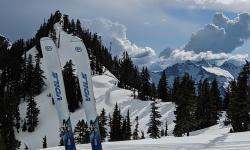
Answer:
top-left (70, 36), bottom-right (103, 150)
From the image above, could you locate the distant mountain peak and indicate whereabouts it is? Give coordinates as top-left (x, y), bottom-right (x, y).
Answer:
top-left (195, 59), bottom-right (211, 67)
top-left (159, 47), bottom-right (173, 58)
top-left (150, 59), bottom-right (243, 95)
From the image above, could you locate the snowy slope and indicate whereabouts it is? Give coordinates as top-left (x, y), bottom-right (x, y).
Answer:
top-left (41, 114), bottom-right (250, 150)
top-left (16, 70), bottom-right (175, 150)
top-left (220, 60), bottom-right (242, 78)
top-left (16, 24), bottom-right (175, 150)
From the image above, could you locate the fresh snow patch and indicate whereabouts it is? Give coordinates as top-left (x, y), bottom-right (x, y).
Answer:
top-left (202, 66), bottom-right (234, 79)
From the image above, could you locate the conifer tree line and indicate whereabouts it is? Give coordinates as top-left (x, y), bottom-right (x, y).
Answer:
top-left (0, 36), bottom-right (45, 149)
top-left (226, 61), bottom-right (250, 132)
top-left (172, 73), bottom-right (222, 137)
top-left (73, 102), bottom-right (167, 142)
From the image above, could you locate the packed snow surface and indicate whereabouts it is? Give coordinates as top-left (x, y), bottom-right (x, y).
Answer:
top-left (41, 127), bottom-right (250, 150)
top-left (40, 117), bottom-right (250, 150)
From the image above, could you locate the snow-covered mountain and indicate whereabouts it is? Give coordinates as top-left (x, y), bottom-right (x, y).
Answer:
top-left (220, 60), bottom-right (243, 78)
top-left (150, 59), bottom-right (242, 94)
top-left (15, 24), bottom-right (176, 150)
top-left (158, 47), bottom-right (173, 59)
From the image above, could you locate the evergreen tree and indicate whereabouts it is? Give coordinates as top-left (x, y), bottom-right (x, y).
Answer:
top-left (62, 60), bottom-right (79, 112)
top-left (26, 95), bottom-right (40, 132)
top-left (209, 78), bottom-right (221, 124)
top-left (111, 56), bottom-right (120, 80)
top-left (74, 120), bottom-right (84, 144)
top-left (121, 118), bottom-right (127, 140)
top-left (223, 86), bottom-right (230, 110)
top-left (139, 67), bottom-right (151, 100)
top-left (161, 128), bottom-right (165, 137)
top-left (25, 54), bottom-right (34, 95)
top-left (171, 77), bottom-right (180, 102)
top-left (70, 19), bottom-right (76, 34)
top-left (110, 103), bottom-right (122, 141)
top-left (74, 120), bottom-right (89, 144)
top-left (165, 120), bottom-right (168, 136)
top-left (141, 131), bottom-right (145, 139)
top-left (195, 79), bottom-right (211, 129)
top-left (99, 108), bottom-right (107, 142)
top-left (75, 19), bottom-right (83, 36)
top-left (83, 121), bottom-right (90, 143)
top-left (133, 116), bottom-right (139, 140)
top-left (22, 119), bottom-right (27, 132)
top-left (118, 51), bottom-right (134, 89)
top-left (147, 101), bottom-right (162, 138)
top-left (150, 83), bottom-right (157, 100)
top-left (227, 61), bottom-right (250, 132)
top-left (173, 73), bottom-right (196, 137)
top-left (63, 15), bottom-right (71, 32)
top-left (42, 136), bottom-right (47, 148)
top-left (0, 97), bottom-right (20, 150)
top-left (131, 66), bottom-right (141, 99)
top-left (125, 110), bottom-right (131, 140)
top-left (33, 53), bottom-right (45, 95)
top-left (157, 71), bottom-right (168, 101)
top-left (14, 104), bottom-right (21, 133)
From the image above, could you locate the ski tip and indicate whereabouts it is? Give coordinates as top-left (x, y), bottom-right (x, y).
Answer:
top-left (40, 37), bottom-right (52, 42)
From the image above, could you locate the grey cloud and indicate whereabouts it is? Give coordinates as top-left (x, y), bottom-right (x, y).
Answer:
top-left (184, 13), bottom-right (250, 53)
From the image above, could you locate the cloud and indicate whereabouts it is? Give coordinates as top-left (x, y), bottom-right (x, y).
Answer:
top-left (184, 13), bottom-right (250, 53)
top-left (81, 17), bottom-right (248, 71)
top-left (82, 18), bottom-right (156, 67)
top-left (149, 49), bottom-right (248, 71)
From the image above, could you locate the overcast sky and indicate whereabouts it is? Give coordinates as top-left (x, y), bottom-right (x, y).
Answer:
top-left (1, 0), bottom-right (250, 68)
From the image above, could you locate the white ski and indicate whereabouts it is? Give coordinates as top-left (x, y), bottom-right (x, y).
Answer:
top-left (70, 36), bottom-right (103, 150)
top-left (40, 37), bottom-right (76, 150)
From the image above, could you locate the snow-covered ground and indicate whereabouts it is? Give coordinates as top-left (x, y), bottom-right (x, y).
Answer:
top-left (41, 117), bottom-right (250, 150)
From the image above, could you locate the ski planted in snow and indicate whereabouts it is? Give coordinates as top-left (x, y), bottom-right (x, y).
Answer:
top-left (70, 37), bottom-right (103, 150)
top-left (40, 37), bottom-right (76, 150)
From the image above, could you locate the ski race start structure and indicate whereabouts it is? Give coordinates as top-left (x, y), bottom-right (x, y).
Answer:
top-left (40, 36), bottom-right (103, 150)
